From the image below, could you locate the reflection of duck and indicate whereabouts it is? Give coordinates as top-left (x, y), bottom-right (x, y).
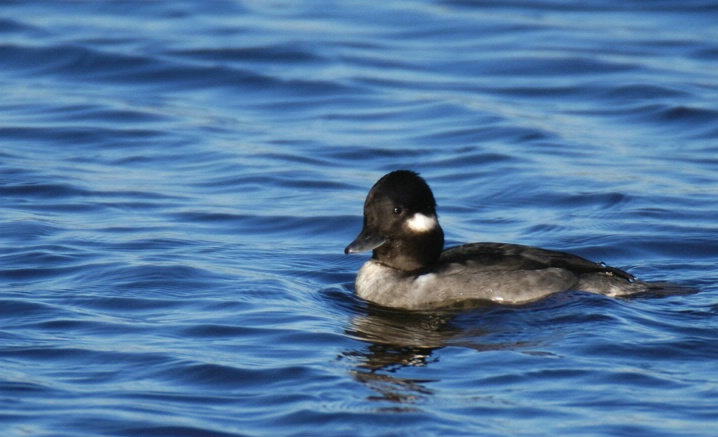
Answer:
top-left (346, 306), bottom-right (459, 350)
top-left (341, 304), bottom-right (543, 405)
top-left (340, 307), bottom-right (448, 405)
top-left (346, 170), bottom-right (679, 309)
top-left (351, 364), bottom-right (436, 406)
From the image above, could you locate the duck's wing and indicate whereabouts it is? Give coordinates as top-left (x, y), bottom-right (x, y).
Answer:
top-left (439, 242), bottom-right (636, 282)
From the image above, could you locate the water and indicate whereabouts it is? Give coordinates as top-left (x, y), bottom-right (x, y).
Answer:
top-left (1, 1), bottom-right (717, 436)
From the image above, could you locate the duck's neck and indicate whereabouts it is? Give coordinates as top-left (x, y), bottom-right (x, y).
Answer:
top-left (373, 228), bottom-right (444, 272)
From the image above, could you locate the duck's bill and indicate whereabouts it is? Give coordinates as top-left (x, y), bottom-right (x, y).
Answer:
top-left (344, 229), bottom-right (385, 254)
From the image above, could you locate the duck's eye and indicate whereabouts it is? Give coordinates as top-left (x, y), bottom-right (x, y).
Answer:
top-left (393, 206), bottom-right (403, 215)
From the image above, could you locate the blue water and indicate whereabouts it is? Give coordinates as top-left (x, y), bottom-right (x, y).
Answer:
top-left (1, 1), bottom-right (717, 436)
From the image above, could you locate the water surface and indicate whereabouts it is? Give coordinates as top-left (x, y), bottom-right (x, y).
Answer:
top-left (1, 1), bottom-right (717, 436)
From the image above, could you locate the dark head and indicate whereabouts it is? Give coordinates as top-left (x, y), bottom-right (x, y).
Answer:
top-left (344, 170), bottom-right (445, 271)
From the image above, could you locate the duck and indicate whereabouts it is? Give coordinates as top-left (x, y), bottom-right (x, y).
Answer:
top-left (345, 170), bottom-right (655, 309)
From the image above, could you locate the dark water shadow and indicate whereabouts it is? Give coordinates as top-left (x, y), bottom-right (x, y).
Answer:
top-left (339, 300), bottom-right (539, 406)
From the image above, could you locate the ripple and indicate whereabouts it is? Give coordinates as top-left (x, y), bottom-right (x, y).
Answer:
top-left (599, 83), bottom-right (688, 101)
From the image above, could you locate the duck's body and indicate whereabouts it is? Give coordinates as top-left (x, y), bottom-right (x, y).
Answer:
top-left (345, 170), bottom-right (652, 310)
top-left (355, 242), bottom-right (649, 309)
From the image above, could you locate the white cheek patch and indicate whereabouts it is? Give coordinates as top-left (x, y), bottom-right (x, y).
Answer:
top-left (405, 213), bottom-right (438, 233)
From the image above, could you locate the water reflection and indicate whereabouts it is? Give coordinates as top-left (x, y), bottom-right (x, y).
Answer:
top-left (341, 303), bottom-right (535, 405)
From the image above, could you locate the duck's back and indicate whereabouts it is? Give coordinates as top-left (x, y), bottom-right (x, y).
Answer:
top-left (439, 242), bottom-right (634, 279)
top-left (434, 242), bottom-right (646, 303)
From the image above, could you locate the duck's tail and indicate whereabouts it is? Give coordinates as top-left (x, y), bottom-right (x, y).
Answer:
top-left (577, 272), bottom-right (697, 298)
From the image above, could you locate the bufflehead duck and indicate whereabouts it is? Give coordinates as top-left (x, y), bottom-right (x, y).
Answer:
top-left (345, 170), bottom-right (653, 309)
